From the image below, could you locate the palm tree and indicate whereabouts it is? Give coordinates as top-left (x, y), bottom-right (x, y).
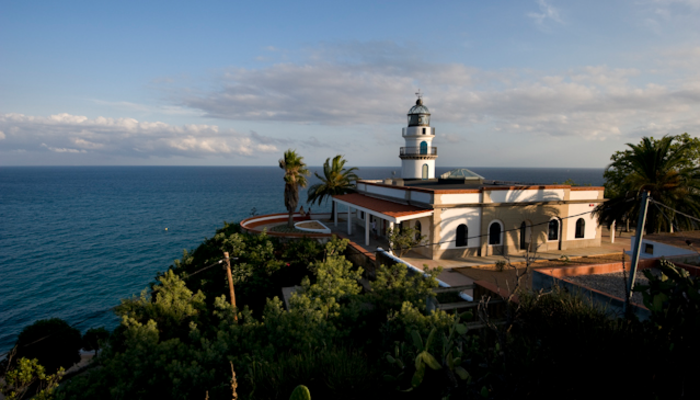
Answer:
top-left (307, 155), bottom-right (359, 218)
top-left (279, 149), bottom-right (310, 228)
top-left (595, 135), bottom-right (700, 234)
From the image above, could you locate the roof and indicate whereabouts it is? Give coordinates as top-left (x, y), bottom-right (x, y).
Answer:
top-left (440, 168), bottom-right (485, 181)
top-left (333, 193), bottom-right (433, 222)
top-left (361, 179), bottom-right (605, 194)
top-left (408, 98), bottom-right (430, 115)
top-left (644, 231), bottom-right (700, 250)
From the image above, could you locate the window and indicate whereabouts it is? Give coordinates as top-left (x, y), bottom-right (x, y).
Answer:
top-left (360, 211), bottom-right (365, 219)
top-left (519, 221), bottom-right (528, 250)
top-left (422, 164), bottom-right (428, 179)
top-left (644, 243), bottom-right (654, 255)
top-left (420, 141), bottom-right (428, 154)
top-left (575, 218), bottom-right (585, 239)
top-left (415, 221), bottom-right (422, 240)
top-left (548, 219), bottom-right (560, 241)
top-left (422, 127), bottom-right (426, 135)
top-left (489, 222), bottom-right (502, 245)
top-left (456, 224), bottom-right (468, 247)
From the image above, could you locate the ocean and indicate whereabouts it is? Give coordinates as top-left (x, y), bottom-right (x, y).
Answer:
top-left (0, 166), bottom-right (604, 353)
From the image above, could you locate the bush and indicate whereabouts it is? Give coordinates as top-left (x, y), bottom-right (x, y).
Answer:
top-left (81, 327), bottom-right (110, 356)
top-left (13, 318), bottom-right (82, 374)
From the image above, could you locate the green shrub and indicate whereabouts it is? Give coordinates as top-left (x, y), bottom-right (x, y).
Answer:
top-left (81, 327), bottom-right (110, 356)
top-left (246, 346), bottom-right (380, 400)
top-left (13, 318), bottom-right (82, 374)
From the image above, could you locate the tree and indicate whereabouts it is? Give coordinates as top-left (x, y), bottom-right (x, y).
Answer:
top-left (81, 327), bottom-right (110, 357)
top-left (307, 155), bottom-right (359, 218)
top-left (595, 135), bottom-right (700, 234)
top-left (387, 226), bottom-right (426, 257)
top-left (279, 149), bottom-right (310, 228)
top-left (602, 133), bottom-right (700, 199)
top-left (12, 318), bottom-right (82, 374)
top-left (0, 357), bottom-right (63, 400)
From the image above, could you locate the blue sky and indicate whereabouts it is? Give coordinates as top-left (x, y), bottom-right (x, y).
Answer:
top-left (2, 0), bottom-right (700, 167)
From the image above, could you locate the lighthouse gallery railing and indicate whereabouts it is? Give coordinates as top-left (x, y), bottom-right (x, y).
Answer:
top-left (400, 147), bottom-right (438, 156)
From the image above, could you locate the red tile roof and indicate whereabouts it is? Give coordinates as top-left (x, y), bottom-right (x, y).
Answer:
top-left (333, 193), bottom-right (432, 218)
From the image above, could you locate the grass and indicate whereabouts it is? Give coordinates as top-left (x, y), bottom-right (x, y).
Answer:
top-left (269, 224), bottom-right (307, 234)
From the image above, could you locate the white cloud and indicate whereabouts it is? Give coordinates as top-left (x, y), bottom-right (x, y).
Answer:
top-left (638, 0), bottom-right (700, 34)
top-left (90, 100), bottom-right (202, 117)
top-left (651, 0), bottom-right (700, 9)
top-left (0, 130), bottom-right (5, 140)
top-left (169, 46), bottom-right (700, 142)
top-left (0, 113), bottom-right (280, 160)
top-left (527, 0), bottom-right (564, 28)
top-left (7, 41), bottom-right (700, 165)
top-left (439, 133), bottom-right (461, 144)
top-left (41, 143), bottom-right (86, 153)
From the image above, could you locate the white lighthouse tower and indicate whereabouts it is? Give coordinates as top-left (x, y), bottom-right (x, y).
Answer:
top-left (400, 91), bottom-right (437, 180)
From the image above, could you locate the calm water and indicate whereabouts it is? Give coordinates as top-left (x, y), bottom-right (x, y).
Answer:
top-left (0, 166), bottom-right (603, 352)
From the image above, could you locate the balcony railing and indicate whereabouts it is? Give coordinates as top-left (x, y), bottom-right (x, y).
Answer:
top-left (400, 147), bottom-right (438, 156)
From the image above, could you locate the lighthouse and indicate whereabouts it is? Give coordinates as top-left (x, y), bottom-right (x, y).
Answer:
top-left (400, 92), bottom-right (437, 179)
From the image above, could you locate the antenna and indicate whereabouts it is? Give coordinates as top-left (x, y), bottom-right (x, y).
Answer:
top-left (415, 89), bottom-right (423, 100)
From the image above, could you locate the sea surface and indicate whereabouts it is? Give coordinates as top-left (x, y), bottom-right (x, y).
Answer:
top-left (0, 166), bottom-right (604, 353)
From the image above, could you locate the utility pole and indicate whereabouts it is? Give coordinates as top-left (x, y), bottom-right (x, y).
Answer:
top-left (223, 252), bottom-right (238, 322)
top-left (624, 191), bottom-right (650, 317)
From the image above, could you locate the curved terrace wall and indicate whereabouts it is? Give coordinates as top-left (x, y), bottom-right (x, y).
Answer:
top-left (240, 213), bottom-right (333, 238)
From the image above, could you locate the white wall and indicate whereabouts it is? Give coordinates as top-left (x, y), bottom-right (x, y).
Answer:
top-left (631, 238), bottom-right (698, 259)
top-left (438, 193), bottom-right (481, 205)
top-left (365, 184), bottom-right (407, 200)
top-left (407, 217), bottom-right (428, 237)
top-left (403, 126), bottom-right (435, 137)
top-left (438, 207), bottom-right (481, 249)
top-left (489, 188), bottom-right (565, 203)
top-left (569, 190), bottom-right (602, 201)
top-left (404, 137), bottom-right (434, 147)
top-left (566, 203), bottom-right (598, 240)
top-left (402, 159), bottom-right (435, 179)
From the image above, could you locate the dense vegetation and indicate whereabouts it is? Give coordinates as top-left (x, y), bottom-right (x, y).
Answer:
top-left (3, 221), bottom-right (699, 399)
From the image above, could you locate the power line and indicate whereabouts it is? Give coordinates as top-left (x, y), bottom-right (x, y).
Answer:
top-left (184, 259), bottom-right (225, 278)
top-left (650, 199), bottom-right (700, 225)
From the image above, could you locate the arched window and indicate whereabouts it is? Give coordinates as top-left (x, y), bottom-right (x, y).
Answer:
top-left (456, 224), bottom-right (468, 247)
top-left (422, 128), bottom-right (426, 135)
top-left (420, 141), bottom-right (428, 154)
top-left (489, 221), bottom-right (502, 245)
top-left (548, 219), bottom-right (560, 241)
top-left (575, 218), bottom-right (585, 239)
top-left (422, 164), bottom-right (428, 179)
top-left (415, 221), bottom-right (422, 240)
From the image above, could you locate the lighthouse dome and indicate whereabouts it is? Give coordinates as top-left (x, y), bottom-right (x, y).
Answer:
top-left (407, 98), bottom-right (431, 126)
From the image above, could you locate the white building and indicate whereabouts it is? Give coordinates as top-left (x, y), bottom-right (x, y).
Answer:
top-left (332, 95), bottom-right (605, 260)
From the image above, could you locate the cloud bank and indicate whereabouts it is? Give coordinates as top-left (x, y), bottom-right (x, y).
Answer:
top-left (0, 113), bottom-right (279, 160)
top-left (173, 42), bottom-right (700, 142)
top-left (5, 40), bottom-right (700, 165)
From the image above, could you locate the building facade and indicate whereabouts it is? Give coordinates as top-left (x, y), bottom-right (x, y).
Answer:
top-left (332, 95), bottom-right (604, 260)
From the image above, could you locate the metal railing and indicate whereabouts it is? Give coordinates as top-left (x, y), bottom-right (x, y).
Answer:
top-left (400, 146), bottom-right (438, 156)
